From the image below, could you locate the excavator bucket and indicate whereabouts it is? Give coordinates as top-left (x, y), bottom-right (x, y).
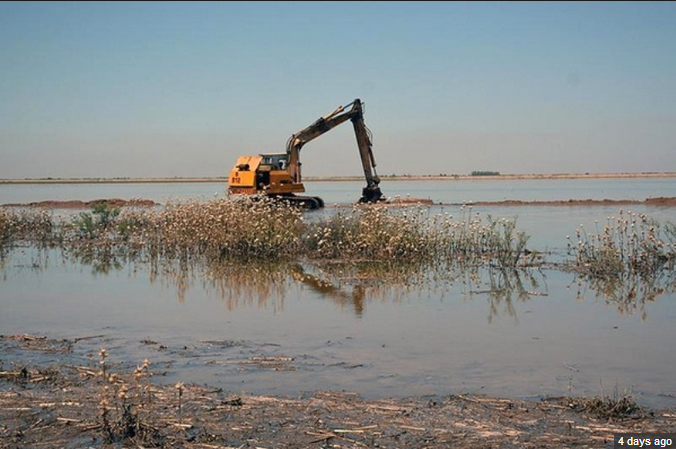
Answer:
top-left (359, 186), bottom-right (385, 204)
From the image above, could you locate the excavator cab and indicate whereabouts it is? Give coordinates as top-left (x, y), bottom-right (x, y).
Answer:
top-left (261, 154), bottom-right (288, 171)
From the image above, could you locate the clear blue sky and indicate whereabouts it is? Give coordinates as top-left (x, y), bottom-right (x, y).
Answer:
top-left (1, 1), bottom-right (675, 178)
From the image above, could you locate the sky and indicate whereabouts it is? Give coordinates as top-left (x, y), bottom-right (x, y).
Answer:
top-left (1, 1), bottom-right (675, 179)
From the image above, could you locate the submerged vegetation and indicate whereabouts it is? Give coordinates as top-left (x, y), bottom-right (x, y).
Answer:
top-left (565, 209), bottom-right (676, 314)
top-left (566, 209), bottom-right (676, 277)
top-left (1, 198), bottom-right (675, 311)
top-left (0, 197), bottom-right (534, 269)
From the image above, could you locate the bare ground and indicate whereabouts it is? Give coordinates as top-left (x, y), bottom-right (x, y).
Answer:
top-left (1, 335), bottom-right (674, 449)
top-left (460, 197), bottom-right (676, 208)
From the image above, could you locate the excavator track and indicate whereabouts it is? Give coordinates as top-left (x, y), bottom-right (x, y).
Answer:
top-left (274, 195), bottom-right (325, 210)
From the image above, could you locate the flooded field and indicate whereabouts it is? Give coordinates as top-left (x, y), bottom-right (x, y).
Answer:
top-left (2, 177), bottom-right (676, 410)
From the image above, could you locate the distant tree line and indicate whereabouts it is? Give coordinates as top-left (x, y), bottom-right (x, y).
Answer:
top-left (471, 171), bottom-right (501, 176)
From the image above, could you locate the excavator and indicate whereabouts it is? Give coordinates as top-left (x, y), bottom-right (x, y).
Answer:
top-left (227, 98), bottom-right (385, 209)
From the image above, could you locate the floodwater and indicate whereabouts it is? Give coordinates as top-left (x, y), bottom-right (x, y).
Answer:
top-left (1, 177), bottom-right (676, 409)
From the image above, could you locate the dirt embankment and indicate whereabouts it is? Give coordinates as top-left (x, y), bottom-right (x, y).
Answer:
top-left (1, 198), bottom-right (158, 209)
top-left (462, 197), bottom-right (676, 207)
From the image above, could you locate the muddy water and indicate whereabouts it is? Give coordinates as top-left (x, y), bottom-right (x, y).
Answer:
top-left (1, 245), bottom-right (675, 409)
top-left (1, 178), bottom-right (676, 409)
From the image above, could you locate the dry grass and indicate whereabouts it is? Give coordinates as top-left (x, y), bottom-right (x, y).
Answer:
top-left (1, 199), bottom-right (536, 271)
top-left (3, 201), bottom-right (675, 292)
top-left (567, 209), bottom-right (676, 277)
top-left (0, 207), bottom-right (54, 247)
top-left (303, 204), bottom-right (531, 269)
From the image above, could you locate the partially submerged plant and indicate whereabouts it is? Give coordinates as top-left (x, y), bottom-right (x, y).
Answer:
top-left (567, 210), bottom-right (676, 278)
top-left (144, 196), bottom-right (304, 262)
top-left (303, 205), bottom-right (434, 262)
top-left (0, 207), bottom-right (54, 248)
top-left (567, 386), bottom-right (643, 420)
top-left (0, 208), bottom-right (10, 247)
top-left (74, 201), bottom-right (121, 239)
top-left (2, 199), bottom-right (537, 271)
top-left (303, 205), bottom-right (531, 269)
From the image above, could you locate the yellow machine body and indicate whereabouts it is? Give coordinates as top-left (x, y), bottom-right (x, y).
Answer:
top-left (228, 154), bottom-right (305, 196)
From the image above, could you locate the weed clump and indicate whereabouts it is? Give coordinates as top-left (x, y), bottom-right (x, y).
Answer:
top-left (0, 207), bottom-right (54, 248)
top-left (303, 205), bottom-right (531, 269)
top-left (303, 206), bottom-right (433, 262)
top-left (567, 210), bottom-right (676, 278)
top-left (3, 200), bottom-right (536, 271)
top-left (150, 196), bottom-right (304, 261)
top-left (97, 348), bottom-right (162, 446)
top-left (568, 393), bottom-right (643, 420)
top-left (0, 208), bottom-right (10, 247)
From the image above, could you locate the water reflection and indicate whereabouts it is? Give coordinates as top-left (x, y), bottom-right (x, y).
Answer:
top-left (75, 247), bottom-right (124, 275)
top-left (61, 244), bottom-right (552, 321)
top-left (146, 258), bottom-right (293, 309)
top-left (572, 271), bottom-right (676, 320)
top-left (464, 268), bottom-right (548, 323)
top-left (290, 264), bottom-right (366, 316)
top-left (159, 259), bottom-right (551, 321)
top-left (4, 245), bottom-right (674, 322)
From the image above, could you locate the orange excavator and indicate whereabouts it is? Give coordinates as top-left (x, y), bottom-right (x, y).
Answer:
top-left (227, 99), bottom-right (385, 209)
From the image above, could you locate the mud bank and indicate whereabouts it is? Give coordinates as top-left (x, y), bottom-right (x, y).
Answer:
top-left (1, 334), bottom-right (674, 449)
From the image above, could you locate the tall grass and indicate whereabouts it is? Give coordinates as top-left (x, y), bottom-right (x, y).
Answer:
top-left (2, 200), bottom-right (542, 310)
top-left (9, 201), bottom-right (676, 284)
top-left (153, 197), bottom-right (304, 261)
top-left (57, 197), bottom-right (303, 269)
top-left (567, 210), bottom-right (676, 277)
top-left (303, 206), bottom-right (434, 262)
top-left (0, 208), bottom-right (10, 250)
top-left (303, 205), bottom-right (531, 269)
top-left (0, 207), bottom-right (54, 248)
top-left (3, 199), bottom-right (532, 271)
top-left (7, 201), bottom-right (676, 311)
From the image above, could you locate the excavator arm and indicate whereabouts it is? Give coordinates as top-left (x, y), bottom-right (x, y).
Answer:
top-left (286, 99), bottom-right (384, 203)
top-left (349, 100), bottom-right (384, 203)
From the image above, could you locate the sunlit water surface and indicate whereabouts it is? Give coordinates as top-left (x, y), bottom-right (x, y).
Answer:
top-left (1, 178), bottom-right (675, 408)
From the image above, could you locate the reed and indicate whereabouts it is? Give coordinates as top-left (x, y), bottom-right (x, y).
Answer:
top-left (2, 200), bottom-right (536, 272)
top-left (567, 210), bottom-right (676, 278)
top-left (0, 207), bottom-right (55, 247)
top-left (147, 196), bottom-right (304, 261)
top-left (303, 205), bottom-right (433, 262)
top-left (0, 208), bottom-right (10, 248)
top-left (302, 205), bottom-right (530, 269)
